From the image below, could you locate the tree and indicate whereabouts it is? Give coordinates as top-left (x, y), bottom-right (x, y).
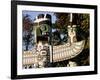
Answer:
top-left (23, 14), bottom-right (33, 51)
top-left (53, 13), bottom-right (90, 67)
top-left (54, 13), bottom-right (69, 30)
top-left (55, 13), bottom-right (89, 48)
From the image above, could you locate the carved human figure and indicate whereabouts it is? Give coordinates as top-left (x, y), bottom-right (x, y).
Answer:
top-left (67, 25), bottom-right (77, 44)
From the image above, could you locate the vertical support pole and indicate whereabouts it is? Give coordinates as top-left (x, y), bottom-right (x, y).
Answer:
top-left (70, 13), bottom-right (72, 23)
top-left (34, 26), bottom-right (37, 44)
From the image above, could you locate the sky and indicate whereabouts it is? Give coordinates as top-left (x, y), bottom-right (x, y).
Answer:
top-left (22, 10), bottom-right (57, 23)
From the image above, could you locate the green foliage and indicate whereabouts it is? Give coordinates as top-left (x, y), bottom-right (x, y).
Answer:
top-left (54, 13), bottom-right (70, 29)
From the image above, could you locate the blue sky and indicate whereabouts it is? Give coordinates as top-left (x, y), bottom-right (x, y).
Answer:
top-left (22, 11), bottom-right (57, 23)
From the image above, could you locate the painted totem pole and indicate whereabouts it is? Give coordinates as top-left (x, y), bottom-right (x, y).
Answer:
top-left (23, 13), bottom-right (85, 68)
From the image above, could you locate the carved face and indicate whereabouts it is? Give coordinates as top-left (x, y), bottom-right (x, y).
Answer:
top-left (39, 24), bottom-right (50, 35)
top-left (68, 25), bottom-right (76, 37)
top-left (37, 41), bottom-right (43, 51)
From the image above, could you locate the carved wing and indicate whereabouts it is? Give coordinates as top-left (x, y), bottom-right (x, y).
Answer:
top-left (51, 40), bottom-right (85, 62)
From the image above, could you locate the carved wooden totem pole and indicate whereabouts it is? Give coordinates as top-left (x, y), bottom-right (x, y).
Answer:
top-left (23, 13), bottom-right (85, 68)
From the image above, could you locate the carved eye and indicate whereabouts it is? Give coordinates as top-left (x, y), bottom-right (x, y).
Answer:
top-left (40, 50), bottom-right (47, 55)
top-left (40, 24), bottom-right (49, 33)
top-left (37, 54), bottom-right (43, 61)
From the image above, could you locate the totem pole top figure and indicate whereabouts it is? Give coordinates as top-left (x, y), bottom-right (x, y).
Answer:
top-left (34, 14), bottom-right (51, 23)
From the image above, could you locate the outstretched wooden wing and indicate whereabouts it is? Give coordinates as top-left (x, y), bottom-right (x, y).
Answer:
top-left (51, 40), bottom-right (85, 62)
